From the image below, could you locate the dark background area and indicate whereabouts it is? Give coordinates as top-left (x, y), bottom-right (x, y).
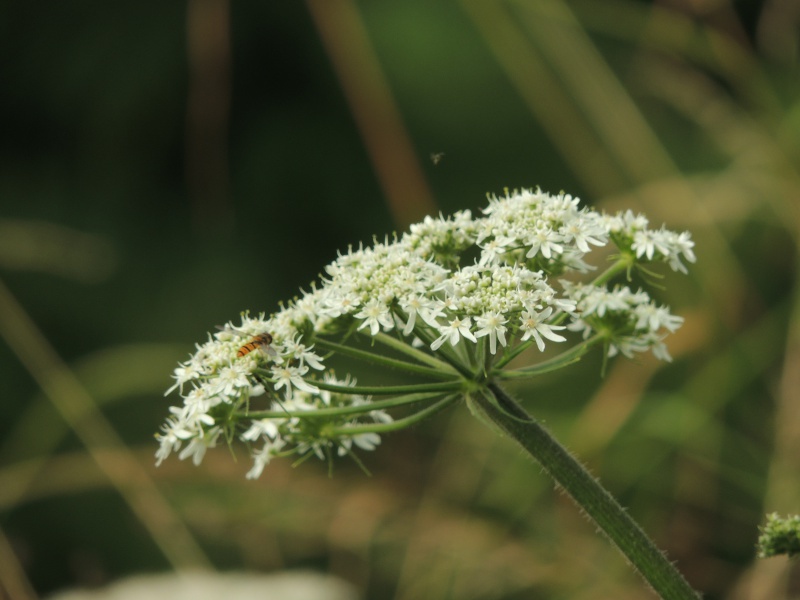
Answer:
top-left (2, 1), bottom-right (799, 599)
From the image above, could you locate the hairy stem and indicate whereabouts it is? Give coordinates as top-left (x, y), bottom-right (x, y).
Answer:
top-left (476, 383), bottom-right (700, 600)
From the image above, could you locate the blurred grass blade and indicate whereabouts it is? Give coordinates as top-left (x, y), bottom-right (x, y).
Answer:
top-left (0, 279), bottom-right (210, 570)
top-left (305, 0), bottom-right (438, 227)
top-left (0, 526), bottom-right (37, 600)
top-left (0, 343), bottom-right (187, 461)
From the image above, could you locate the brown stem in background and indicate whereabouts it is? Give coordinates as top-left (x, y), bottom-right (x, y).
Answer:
top-left (0, 279), bottom-right (211, 571)
top-left (0, 526), bottom-right (38, 600)
top-left (305, 0), bottom-right (438, 228)
top-left (186, 0), bottom-right (233, 235)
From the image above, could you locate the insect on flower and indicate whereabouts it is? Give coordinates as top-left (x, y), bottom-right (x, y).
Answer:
top-left (216, 325), bottom-right (276, 359)
top-left (237, 332), bottom-right (273, 357)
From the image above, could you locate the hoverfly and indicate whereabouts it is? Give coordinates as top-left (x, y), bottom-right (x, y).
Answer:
top-left (216, 325), bottom-right (275, 359)
top-left (236, 332), bottom-right (273, 357)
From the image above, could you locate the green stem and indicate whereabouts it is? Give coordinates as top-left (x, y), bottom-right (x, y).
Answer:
top-left (591, 253), bottom-right (634, 288)
top-left (367, 331), bottom-right (462, 375)
top-left (242, 391), bottom-right (448, 420)
top-left (494, 335), bottom-right (603, 379)
top-left (263, 372), bottom-right (465, 396)
top-left (476, 383), bottom-right (700, 600)
top-left (330, 394), bottom-right (459, 435)
top-left (314, 337), bottom-right (458, 379)
top-left (492, 338), bottom-right (535, 370)
top-left (392, 325), bottom-right (475, 379)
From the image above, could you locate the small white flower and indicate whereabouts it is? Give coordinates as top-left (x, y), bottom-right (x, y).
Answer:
top-left (525, 226), bottom-right (564, 259)
top-left (632, 230), bottom-right (661, 260)
top-left (337, 432), bottom-right (381, 456)
top-left (177, 428), bottom-right (220, 466)
top-left (431, 316), bottom-right (477, 350)
top-left (667, 231), bottom-right (696, 273)
top-left (474, 311), bottom-right (509, 354)
top-left (355, 298), bottom-right (394, 335)
top-left (322, 290), bottom-right (361, 318)
top-left (579, 287), bottom-right (631, 317)
top-left (649, 337), bottom-right (673, 362)
top-left (282, 335), bottom-right (326, 370)
top-left (246, 437), bottom-right (286, 479)
top-left (674, 231), bottom-right (696, 262)
top-left (607, 336), bottom-right (649, 359)
top-left (559, 216), bottom-right (608, 254)
top-left (478, 237), bottom-right (510, 265)
top-left (155, 417), bottom-right (192, 466)
top-left (272, 364), bottom-right (319, 400)
top-left (400, 294), bottom-right (439, 335)
top-left (179, 387), bottom-right (217, 426)
top-left (631, 227), bottom-right (696, 274)
top-left (370, 408), bottom-right (393, 424)
top-left (519, 307), bottom-right (567, 351)
top-left (165, 360), bottom-right (204, 396)
top-left (241, 418), bottom-right (280, 442)
top-left (632, 303), bottom-right (684, 333)
top-left (211, 363), bottom-right (252, 397)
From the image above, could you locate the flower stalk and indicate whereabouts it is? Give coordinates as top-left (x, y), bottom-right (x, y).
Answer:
top-left (329, 394), bottom-right (460, 436)
top-left (243, 390), bottom-right (451, 421)
top-left (254, 370), bottom-right (466, 396)
top-left (494, 334), bottom-right (601, 378)
top-left (476, 383), bottom-right (700, 600)
top-left (313, 337), bottom-right (457, 378)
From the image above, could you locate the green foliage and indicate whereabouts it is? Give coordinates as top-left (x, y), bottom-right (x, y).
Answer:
top-left (758, 513), bottom-right (800, 559)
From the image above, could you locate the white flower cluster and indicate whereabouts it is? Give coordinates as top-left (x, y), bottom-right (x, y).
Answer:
top-left (157, 188), bottom-right (695, 476)
top-left (563, 282), bottom-right (685, 362)
top-left (156, 315), bottom-right (389, 475)
top-left (606, 210), bottom-right (696, 274)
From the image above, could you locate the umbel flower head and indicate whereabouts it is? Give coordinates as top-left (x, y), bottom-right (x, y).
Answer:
top-left (157, 188), bottom-right (695, 478)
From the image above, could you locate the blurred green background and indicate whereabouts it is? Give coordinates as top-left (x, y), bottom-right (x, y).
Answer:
top-left (2, 1), bottom-right (799, 598)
